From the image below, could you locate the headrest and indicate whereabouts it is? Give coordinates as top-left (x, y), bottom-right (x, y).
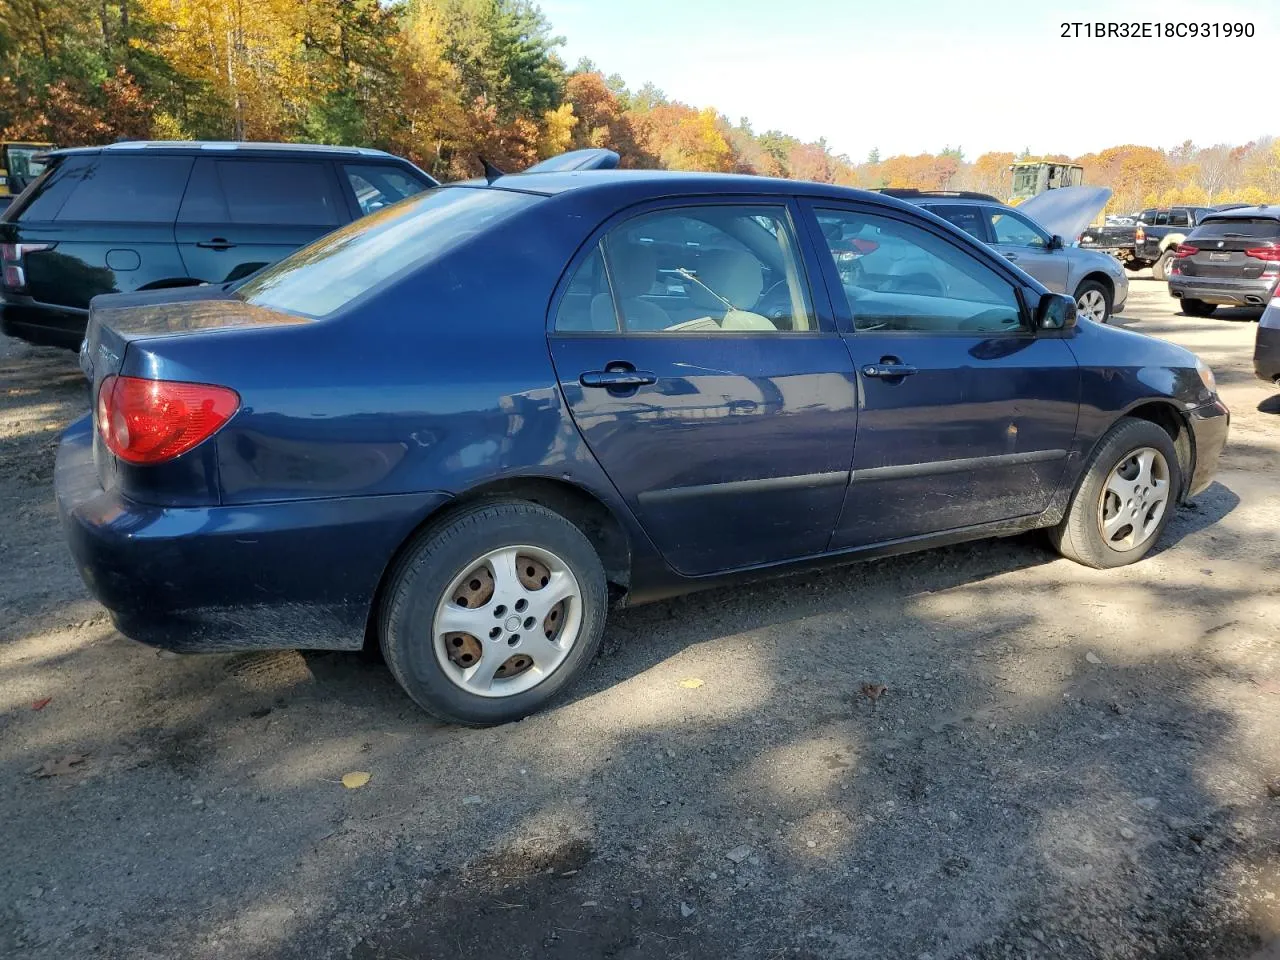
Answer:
top-left (607, 243), bottom-right (658, 299)
top-left (687, 249), bottom-right (764, 311)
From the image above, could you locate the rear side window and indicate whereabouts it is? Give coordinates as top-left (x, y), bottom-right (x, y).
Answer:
top-left (238, 186), bottom-right (538, 318)
top-left (926, 204), bottom-right (988, 241)
top-left (7, 156), bottom-right (93, 221)
top-left (343, 164), bottom-right (431, 216)
top-left (55, 156), bottom-right (193, 223)
top-left (1190, 218), bottom-right (1280, 240)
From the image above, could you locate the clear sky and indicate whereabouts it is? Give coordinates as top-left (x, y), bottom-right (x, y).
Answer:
top-left (537, 0), bottom-right (1274, 160)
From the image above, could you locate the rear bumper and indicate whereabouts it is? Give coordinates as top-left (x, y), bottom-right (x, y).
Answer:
top-left (0, 295), bottom-right (87, 350)
top-left (1256, 323), bottom-right (1280, 384)
top-left (1187, 399), bottom-right (1230, 498)
top-left (1168, 276), bottom-right (1277, 307)
top-left (56, 416), bottom-right (452, 652)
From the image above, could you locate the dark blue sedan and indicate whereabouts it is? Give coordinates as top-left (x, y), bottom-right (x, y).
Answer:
top-left (57, 171), bottom-right (1230, 725)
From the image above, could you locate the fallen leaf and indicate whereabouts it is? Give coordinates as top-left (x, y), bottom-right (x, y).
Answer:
top-left (678, 678), bottom-right (704, 689)
top-left (31, 697), bottom-right (52, 711)
top-left (860, 682), bottom-right (888, 702)
top-left (341, 771), bottom-right (371, 789)
top-left (33, 754), bottom-right (88, 778)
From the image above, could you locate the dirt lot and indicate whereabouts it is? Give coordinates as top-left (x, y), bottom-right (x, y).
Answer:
top-left (2, 278), bottom-right (1279, 960)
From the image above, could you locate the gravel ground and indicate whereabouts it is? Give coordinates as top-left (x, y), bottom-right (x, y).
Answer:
top-left (2, 277), bottom-right (1279, 960)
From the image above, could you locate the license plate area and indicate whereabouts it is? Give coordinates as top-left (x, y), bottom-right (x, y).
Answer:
top-left (1208, 252), bottom-right (1231, 262)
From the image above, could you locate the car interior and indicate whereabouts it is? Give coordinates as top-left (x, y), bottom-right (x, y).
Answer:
top-left (557, 207), bottom-right (813, 333)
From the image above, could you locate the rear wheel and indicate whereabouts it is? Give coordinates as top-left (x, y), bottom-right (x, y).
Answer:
top-left (1049, 417), bottom-right (1181, 569)
top-left (1181, 299), bottom-right (1217, 318)
top-left (1152, 249), bottom-right (1176, 281)
top-left (1074, 280), bottom-right (1112, 324)
top-left (380, 500), bottom-right (608, 726)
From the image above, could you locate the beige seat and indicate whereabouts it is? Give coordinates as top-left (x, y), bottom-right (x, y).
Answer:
top-left (590, 244), bottom-right (670, 332)
top-left (686, 249), bottom-right (777, 331)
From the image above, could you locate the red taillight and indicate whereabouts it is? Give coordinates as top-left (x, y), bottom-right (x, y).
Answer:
top-left (1245, 244), bottom-right (1280, 262)
top-left (1135, 226), bottom-right (1145, 243)
top-left (1174, 244), bottom-right (1198, 258)
top-left (0, 241), bottom-right (53, 290)
top-left (96, 375), bottom-right (240, 465)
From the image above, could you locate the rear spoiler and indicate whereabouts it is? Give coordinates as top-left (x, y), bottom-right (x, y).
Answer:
top-left (478, 148), bottom-right (622, 183)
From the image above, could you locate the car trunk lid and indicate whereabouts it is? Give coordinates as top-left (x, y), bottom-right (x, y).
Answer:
top-left (1179, 219), bottom-right (1280, 279)
top-left (83, 289), bottom-right (311, 491)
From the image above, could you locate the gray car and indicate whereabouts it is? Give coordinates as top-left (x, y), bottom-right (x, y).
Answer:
top-left (885, 187), bottom-right (1129, 324)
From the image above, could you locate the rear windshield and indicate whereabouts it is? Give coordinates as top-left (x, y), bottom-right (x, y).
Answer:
top-left (1191, 218), bottom-right (1280, 240)
top-left (237, 186), bottom-right (539, 318)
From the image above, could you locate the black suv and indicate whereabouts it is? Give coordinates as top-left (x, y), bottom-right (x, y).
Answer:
top-left (1168, 206), bottom-right (1280, 317)
top-left (0, 141), bottom-right (436, 349)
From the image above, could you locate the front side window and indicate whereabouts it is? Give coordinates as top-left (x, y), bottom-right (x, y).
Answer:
top-left (344, 164), bottom-right (432, 216)
top-left (989, 208), bottom-right (1048, 248)
top-left (815, 209), bottom-right (1024, 333)
top-left (559, 205), bottom-right (814, 333)
top-left (239, 186), bottom-right (538, 318)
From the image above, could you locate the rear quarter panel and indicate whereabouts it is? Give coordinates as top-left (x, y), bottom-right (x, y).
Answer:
top-left (120, 191), bottom-right (634, 511)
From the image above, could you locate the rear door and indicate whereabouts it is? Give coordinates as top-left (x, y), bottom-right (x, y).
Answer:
top-left (986, 204), bottom-right (1070, 292)
top-left (548, 199), bottom-right (858, 577)
top-left (175, 157), bottom-right (346, 284)
top-left (19, 153), bottom-right (192, 309)
top-left (802, 201), bottom-right (1080, 549)
top-left (1181, 217), bottom-right (1280, 280)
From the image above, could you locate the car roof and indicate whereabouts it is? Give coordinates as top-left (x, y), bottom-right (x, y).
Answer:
top-left (46, 141), bottom-right (400, 160)
top-left (1199, 205), bottom-right (1280, 221)
top-left (465, 169), bottom-right (926, 213)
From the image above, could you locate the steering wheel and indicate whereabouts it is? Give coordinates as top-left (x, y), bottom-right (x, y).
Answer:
top-left (755, 280), bottom-right (795, 327)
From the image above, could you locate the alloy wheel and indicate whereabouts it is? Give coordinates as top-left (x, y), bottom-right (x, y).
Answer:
top-left (1096, 447), bottom-right (1170, 551)
top-left (1077, 288), bottom-right (1108, 323)
top-left (432, 545), bottom-right (583, 697)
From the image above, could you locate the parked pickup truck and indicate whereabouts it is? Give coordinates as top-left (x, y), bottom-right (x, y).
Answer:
top-left (1080, 205), bottom-right (1249, 277)
top-left (1138, 204), bottom-right (1252, 280)
top-left (1079, 217), bottom-right (1144, 270)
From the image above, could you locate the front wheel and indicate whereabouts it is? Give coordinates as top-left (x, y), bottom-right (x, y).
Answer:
top-left (1049, 417), bottom-right (1181, 569)
top-left (1181, 298), bottom-right (1217, 318)
top-left (1074, 280), bottom-right (1112, 324)
top-left (380, 500), bottom-right (608, 726)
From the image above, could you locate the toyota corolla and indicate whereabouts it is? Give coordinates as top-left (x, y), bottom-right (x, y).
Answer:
top-left (57, 171), bottom-right (1229, 725)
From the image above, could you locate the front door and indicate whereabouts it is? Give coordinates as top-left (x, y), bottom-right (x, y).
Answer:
top-left (986, 204), bottom-right (1070, 293)
top-left (549, 201), bottom-right (858, 577)
top-left (804, 203), bottom-right (1081, 549)
top-left (175, 158), bottom-right (347, 285)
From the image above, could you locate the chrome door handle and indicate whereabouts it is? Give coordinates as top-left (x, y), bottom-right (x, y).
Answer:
top-left (580, 370), bottom-right (657, 388)
top-left (862, 363), bottom-right (918, 378)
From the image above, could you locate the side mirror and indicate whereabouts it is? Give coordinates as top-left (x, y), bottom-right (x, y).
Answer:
top-left (1036, 292), bottom-right (1078, 331)
top-left (1047, 234), bottom-right (1064, 251)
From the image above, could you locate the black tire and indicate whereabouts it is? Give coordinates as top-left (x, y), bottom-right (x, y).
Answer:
top-left (1049, 417), bottom-right (1182, 569)
top-left (1151, 249), bottom-right (1175, 282)
top-left (1181, 299), bottom-right (1217, 318)
top-left (1073, 279), bottom-right (1112, 324)
top-left (1124, 260), bottom-right (1151, 273)
top-left (380, 500), bottom-right (608, 726)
